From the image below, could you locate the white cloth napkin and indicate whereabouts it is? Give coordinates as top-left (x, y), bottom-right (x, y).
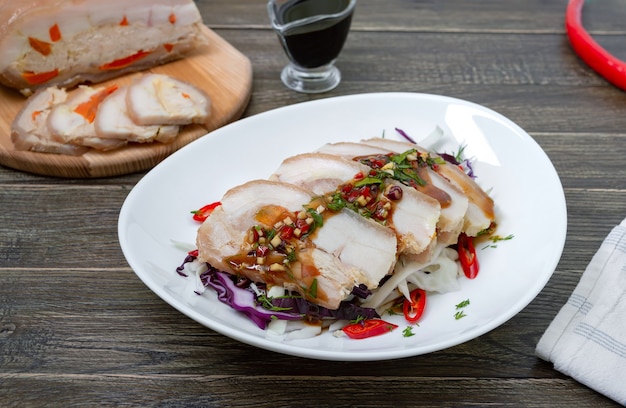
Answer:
top-left (536, 217), bottom-right (626, 405)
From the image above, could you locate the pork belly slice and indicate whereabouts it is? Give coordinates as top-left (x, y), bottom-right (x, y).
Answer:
top-left (362, 137), bottom-right (494, 236)
top-left (434, 162), bottom-right (495, 236)
top-left (317, 141), bottom-right (467, 243)
top-left (271, 152), bottom-right (439, 257)
top-left (270, 152), bottom-right (371, 195)
top-left (311, 208), bottom-right (397, 290)
top-left (94, 86), bottom-right (180, 144)
top-left (126, 73), bottom-right (211, 126)
top-left (196, 180), bottom-right (313, 273)
top-left (47, 84), bottom-right (127, 151)
top-left (196, 179), bottom-right (397, 310)
top-left (10, 86), bottom-right (88, 155)
top-left (385, 180), bottom-right (441, 255)
top-left (317, 141), bottom-right (395, 159)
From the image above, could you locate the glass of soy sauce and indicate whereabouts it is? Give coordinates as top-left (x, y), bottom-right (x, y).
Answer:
top-left (267, 0), bottom-right (357, 93)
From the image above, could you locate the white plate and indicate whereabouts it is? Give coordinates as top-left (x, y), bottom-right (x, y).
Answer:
top-left (118, 92), bottom-right (567, 361)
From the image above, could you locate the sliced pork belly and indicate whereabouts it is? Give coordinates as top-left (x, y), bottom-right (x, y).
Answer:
top-left (312, 208), bottom-right (397, 290)
top-left (317, 140), bottom-right (467, 244)
top-left (270, 152), bottom-right (371, 195)
top-left (10, 86), bottom-right (88, 155)
top-left (196, 180), bottom-right (313, 273)
top-left (94, 86), bottom-right (180, 144)
top-left (362, 137), bottom-right (495, 237)
top-left (386, 180), bottom-right (441, 256)
top-left (271, 152), bottom-right (439, 258)
top-left (317, 141), bottom-right (394, 159)
top-left (361, 137), bottom-right (428, 155)
top-left (126, 73), bottom-right (211, 126)
top-left (196, 179), bottom-right (397, 310)
top-left (47, 84), bottom-right (127, 150)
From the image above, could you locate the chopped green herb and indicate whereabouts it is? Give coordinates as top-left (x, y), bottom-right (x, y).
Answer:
top-left (455, 299), bottom-right (470, 309)
top-left (481, 234), bottom-right (514, 250)
top-left (353, 176), bottom-right (384, 188)
top-left (454, 144), bottom-right (467, 163)
top-left (307, 278), bottom-right (318, 298)
top-left (403, 326), bottom-right (416, 337)
top-left (454, 298), bottom-right (470, 320)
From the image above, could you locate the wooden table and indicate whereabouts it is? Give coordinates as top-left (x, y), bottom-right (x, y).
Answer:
top-left (2, 1), bottom-right (625, 406)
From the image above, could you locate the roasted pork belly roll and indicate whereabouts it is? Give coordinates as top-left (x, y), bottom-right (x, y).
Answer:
top-left (195, 180), bottom-right (397, 310)
top-left (0, 0), bottom-right (208, 95)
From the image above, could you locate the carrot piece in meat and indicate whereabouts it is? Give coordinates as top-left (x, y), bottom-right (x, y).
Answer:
top-left (49, 24), bottom-right (62, 42)
top-left (28, 37), bottom-right (52, 56)
top-left (98, 50), bottom-right (151, 70)
top-left (169, 13), bottom-right (176, 24)
top-left (120, 16), bottom-right (129, 26)
top-left (73, 85), bottom-right (118, 123)
top-left (163, 43), bottom-right (174, 52)
top-left (21, 69), bottom-right (59, 85)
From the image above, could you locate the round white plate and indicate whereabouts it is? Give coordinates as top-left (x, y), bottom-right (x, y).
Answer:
top-left (118, 92), bottom-right (567, 361)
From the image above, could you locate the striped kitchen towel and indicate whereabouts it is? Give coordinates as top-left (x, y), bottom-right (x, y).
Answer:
top-left (536, 217), bottom-right (626, 405)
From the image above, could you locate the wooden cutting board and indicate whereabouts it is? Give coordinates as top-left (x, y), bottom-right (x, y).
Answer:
top-left (0, 26), bottom-right (252, 178)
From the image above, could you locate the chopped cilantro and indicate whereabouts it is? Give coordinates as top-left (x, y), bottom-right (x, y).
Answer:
top-left (455, 299), bottom-right (470, 309)
top-left (454, 298), bottom-right (470, 320)
top-left (403, 326), bottom-right (416, 337)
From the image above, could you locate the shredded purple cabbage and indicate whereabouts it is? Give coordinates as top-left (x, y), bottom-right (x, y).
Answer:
top-left (200, 267), bottom-right (304, 329)
top-left (396, 128), bottom-right (476, 178)
top-left (394, 127), bottom-right (416, 143)
top-left (177, 254), bottom-right (379, 329)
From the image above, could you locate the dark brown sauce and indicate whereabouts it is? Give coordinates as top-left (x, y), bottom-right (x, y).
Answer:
top-left (413, 166), bottom-right (452, 208)
top-left (276, 0), bottom-right (354, 68)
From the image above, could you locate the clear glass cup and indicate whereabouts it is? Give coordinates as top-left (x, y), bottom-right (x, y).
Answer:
top-left (267, 0), bottom-right (357, 94)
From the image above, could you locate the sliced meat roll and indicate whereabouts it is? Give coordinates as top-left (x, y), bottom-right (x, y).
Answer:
top-left (94, 86), bottom-right (179, 144)
top-left (47, 84), bottom-right (126, 150)
top-left (317, 141), bottom-right (467, 244)
top-left (126, 73), bottom-right (210, 126)
top-left (362, 137), bottom-right (494, 236)
top-left (270, 152), bottom-right (371, 195)
top-left (271, 152), bottom-right (440, 258)
top-left (10, 86), bottom-right (88, 155)
top-left (196, 179), bottom-right (397, 310)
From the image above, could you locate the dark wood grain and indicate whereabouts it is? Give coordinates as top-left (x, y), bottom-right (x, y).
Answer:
top-left (1, 0), bottom-right (624, 406)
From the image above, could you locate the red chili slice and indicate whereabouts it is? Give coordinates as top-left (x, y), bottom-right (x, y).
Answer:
top-left (403, 288), bottom-right (426, 323)
top-left (295, 218), bottom-right (310, 235)
top-left (342, 319), bottom-right (398, 339)
top-left (279, 225), bottom-right (294, 240)
top-left (191, 202), bottom-right (221, 222)
top-left (457, 232), bottom-right (479, 279)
